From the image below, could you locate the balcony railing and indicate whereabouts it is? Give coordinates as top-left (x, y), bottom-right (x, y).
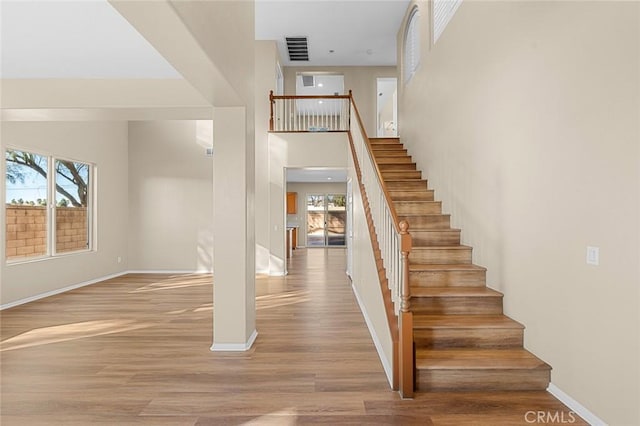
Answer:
top-left (269, 91), bottom-right (350, 132)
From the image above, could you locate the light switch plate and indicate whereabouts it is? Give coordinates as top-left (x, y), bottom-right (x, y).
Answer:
top-left (586, 246), bottom-right (599, 266)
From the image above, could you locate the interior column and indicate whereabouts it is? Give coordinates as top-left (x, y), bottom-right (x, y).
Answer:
top-left (211, 106), bottom-right (257, 351)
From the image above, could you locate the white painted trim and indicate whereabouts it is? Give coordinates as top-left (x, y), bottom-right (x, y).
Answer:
top-left (210, 329), bottom-right (258, 352)
top-left (351, 283), bottom-right (393, 387)
top-left (0, 271), bottom-right (128, 310)
top-left (547, 383), bottom-right (607, 426)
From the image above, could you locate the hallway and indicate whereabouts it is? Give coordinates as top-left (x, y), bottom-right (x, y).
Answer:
top-left (1, 248), bottom-right (584, 425)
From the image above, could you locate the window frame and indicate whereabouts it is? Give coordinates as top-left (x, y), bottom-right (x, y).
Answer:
top-left (5, 147), bottom-right (96, 264)
top-left (433, 0), bottom-right (463, 43)
top-left (403, 6), bottom-right (421, 85)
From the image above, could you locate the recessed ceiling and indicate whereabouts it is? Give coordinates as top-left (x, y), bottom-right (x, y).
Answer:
top-left (256, 0), bottom-right (411, 67)
top-left (0, 0), bottom-right (181, 79)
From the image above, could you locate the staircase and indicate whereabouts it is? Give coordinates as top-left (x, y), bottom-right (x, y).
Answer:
top-left (370, 137), bottom-right (551, 392)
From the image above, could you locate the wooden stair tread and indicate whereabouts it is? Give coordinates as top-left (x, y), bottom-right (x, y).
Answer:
top-left (411, 287), bottom-right (503, 298)
top-left (415, 349), bottom-right (550, 370)
top-left (402, 215), bottom-right (452, 221)
top-left (373, 151), bottom-right (407, 156)
top-left (396, 201), bottom-right (441, 207)
top-left (411, 245), bottom-right (471, 251)
top-left (369, 134), bottom-right (552, 393)
top-left (371, 145), bottom-right (406, 150)
top-left (409, 263), bottom-right (486, 272)
top-left (400, 210), bottom-right (445, 214)
top-left (413, 315), bottom-right (524, 329)
top-left (370, 137), bottom-right (400, 142)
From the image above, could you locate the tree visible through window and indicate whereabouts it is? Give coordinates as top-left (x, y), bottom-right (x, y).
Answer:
top-left (5, 149), bottom-right (93, 261)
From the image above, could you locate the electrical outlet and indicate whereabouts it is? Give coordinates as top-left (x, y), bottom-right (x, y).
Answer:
top-left (586, 246), bottom-right (599, 266)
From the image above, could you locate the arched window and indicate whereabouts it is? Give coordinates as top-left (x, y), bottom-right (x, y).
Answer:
top-left (403, 7), bottom-right (420, 84)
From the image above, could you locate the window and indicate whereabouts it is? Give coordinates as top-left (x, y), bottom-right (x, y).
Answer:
top-left (5, 149), bottom-right (94, 262)
top-left (433, 0), bottom-right (462, 43)
top-left (404, 7), bottom-right (420, 84)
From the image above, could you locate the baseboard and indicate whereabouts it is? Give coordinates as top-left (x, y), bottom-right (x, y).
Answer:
top-left (351, 283), bottom-right (393, 387)
top-left (0, 271), bottom-right (128, 310)
top-left (547, 383), bottom-right (607, 426)
top-left (210, 329), bottom-right (258, 352)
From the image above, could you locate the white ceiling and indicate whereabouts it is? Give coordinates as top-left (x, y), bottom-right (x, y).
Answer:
top-left (256, 0), bottom-right (411, 67)
top-left (1, 0), bottom-right (409, 79)
top-left (0, 0), bottom-right (181, 79)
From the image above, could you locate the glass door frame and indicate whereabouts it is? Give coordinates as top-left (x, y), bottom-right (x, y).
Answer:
top-left (306, 193), bottom-right (346, 247)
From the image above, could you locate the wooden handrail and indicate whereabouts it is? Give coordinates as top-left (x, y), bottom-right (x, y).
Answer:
top-left (347, 90), bottom-right (414, 398)
top-left (348, 91), bottom-right (405, 236)
top-left (271, 94), bottom-right (351, 100)
top-left (269, 92), bottom-right (350, 132)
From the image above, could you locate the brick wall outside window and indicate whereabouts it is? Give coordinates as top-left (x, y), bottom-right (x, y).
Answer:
top-left (5, 205), bottom-right (88, 260)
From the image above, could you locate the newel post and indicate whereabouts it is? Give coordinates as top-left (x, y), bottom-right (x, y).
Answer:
top-left (269, 90), bottom-right (274, 132)
top-left (399, 220), bottom-right (414, 398)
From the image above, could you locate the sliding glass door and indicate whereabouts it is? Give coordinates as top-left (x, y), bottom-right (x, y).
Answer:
top-left (306, 194), bottom-right (346, 247)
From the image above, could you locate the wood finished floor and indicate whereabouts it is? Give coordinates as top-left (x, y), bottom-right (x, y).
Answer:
top-left (1, 248), bottom-right (586, 425)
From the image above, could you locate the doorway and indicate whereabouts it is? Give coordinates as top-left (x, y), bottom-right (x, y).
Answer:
top-left (306, 194), bottom-right (346, 247)
top-left (376, 78), bottom-right (398, 137)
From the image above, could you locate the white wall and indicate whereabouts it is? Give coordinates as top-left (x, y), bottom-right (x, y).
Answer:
top-left (127, 120), bottom-right (213, 272)
top-left (268, 133), bottom-right (349, 274)
top-left (347, 143), bottom-right (394, 385)
top-left (255, 40), bottom-right (280, 274)
top-left (398, 2), bottom-right (639, 424)
top-left (1, 121), bottom-right (129, 306)
top-left (286, 182), bottom-right (347, 247)
top-left (284, 66), bottom-right (396, 136)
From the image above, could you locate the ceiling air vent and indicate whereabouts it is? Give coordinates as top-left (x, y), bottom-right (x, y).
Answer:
top-left (302, 75), bottom-right (315, 87)
top-left (286, 36), bottom-right (309, 61)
